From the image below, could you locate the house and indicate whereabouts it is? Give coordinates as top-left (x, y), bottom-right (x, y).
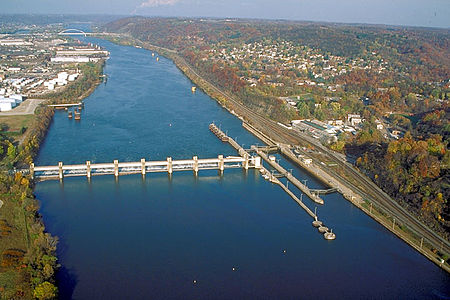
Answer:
top-left (347, 114), bottom-right (362, 126)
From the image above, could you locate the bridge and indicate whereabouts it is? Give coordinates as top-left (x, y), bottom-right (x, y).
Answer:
top-left (27, 123), bottom-right (335, 239)
top-left (310, 188), bottom-right (339, 195)
top-left (59, 29), bottom-right (89, 36)
top-left (30, 155), bottom-right (261, 180)
top-left (58, 29), bottom-right (122, 37)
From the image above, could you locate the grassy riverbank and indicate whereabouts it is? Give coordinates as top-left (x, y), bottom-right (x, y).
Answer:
top-left (0, 60), bottom-right (104, 299)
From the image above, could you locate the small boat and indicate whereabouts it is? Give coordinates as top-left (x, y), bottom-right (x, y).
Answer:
top-left (156, 57), bottom-right (159, 62)
top-left (191, 86), bottom-right (197, 92)
top-left (318, 226), bottom-right (329, 233)
top-left (324, 229), bottom-right (336, 240)
top-left (152, 53), bottom-right (155, 56)
top-left (68, 111), bottom-right (73, 119)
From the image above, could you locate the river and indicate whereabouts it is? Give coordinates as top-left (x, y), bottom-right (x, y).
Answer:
top-left (34, 37), bottom-right (449, 299)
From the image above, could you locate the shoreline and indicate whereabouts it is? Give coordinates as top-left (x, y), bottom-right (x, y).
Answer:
top-left (0, 59), bottom-right (105, 297)
top-left (112, 36), bottom-right (449, 273)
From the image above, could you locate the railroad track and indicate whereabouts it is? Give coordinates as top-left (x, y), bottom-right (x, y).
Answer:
top-left (178, 54), bottom-right (450, 256)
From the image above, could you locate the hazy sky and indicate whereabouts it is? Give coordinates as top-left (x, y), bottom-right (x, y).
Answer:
top-left (1, 0), bottom-right (449, 28)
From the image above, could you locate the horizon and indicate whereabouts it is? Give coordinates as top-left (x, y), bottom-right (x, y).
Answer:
top-left (1, 0), bottom-right (449, 29)
top-left (1, 13), bottom-right (449, 31)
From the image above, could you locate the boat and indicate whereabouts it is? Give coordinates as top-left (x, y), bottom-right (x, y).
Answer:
top-left (318, 226), bottom-right (329, 233)
top-left (324, 229), bottom-right (336, 240)
top-left (156, 57), bottom-right (159, 62)
top-left (68, 111), bottom-right (73, 119)
top-left (191, 86), bottom-right (197, 92)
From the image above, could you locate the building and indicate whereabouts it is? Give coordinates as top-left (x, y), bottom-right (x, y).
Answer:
top-left (51, 56), bottom-right (90, 63)
top-left (347, 114), bottom-right (363, 126)
top-left (302, 157), bottom-right (313, 165)
top-left (0, 97), bottom-right (18, 111)
top-left (0, 101), bottom-right (13, 111)
top-left (9, 94), bottom-right (23, 103)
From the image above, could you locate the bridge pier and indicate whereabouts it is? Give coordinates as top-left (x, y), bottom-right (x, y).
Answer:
top-left (141, 159), bottom-right (146, 175)
top-left (58, 162), bottom-right (63, 180)
top-left (253, 156), bottom-right (261, 168)
top-left (218, 155), bottom-right (224, 172)
top-left (30, 163), bottom-right (35, 179)
top-left (86, 161), bottom-right (91, 178)
top-left (193, 156), bottom-right (198, 175)
top-left (243, 154), bottom-right (249, 170)
top-left (114, 160), bottom-right (119, 177)
top-left (167, 157), bottom-right (173, 174)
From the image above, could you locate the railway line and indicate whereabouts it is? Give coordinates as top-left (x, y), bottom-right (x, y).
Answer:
top-left (178, 56), bottom-right (450, 258)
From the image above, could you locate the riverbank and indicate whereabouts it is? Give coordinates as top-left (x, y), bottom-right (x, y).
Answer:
top-left (0, 60), bottom-right (105, 298)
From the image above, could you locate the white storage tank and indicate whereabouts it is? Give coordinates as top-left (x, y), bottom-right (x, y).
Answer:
top-left (0, 101), bottom-right (13, 111)
top-left (10, 94), bottom-right (23, 103)
top-left (57, 72), bottom-right (68, 80)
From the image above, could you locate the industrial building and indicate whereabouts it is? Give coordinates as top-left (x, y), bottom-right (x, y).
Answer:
top-left (0, 94), bottom-right (23, 111)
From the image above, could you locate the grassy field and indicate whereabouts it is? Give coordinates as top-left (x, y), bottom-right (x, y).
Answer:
top-left (0, 115), bottom-right (35, 142)
top-left (0, 115), bottom-right (35, 132)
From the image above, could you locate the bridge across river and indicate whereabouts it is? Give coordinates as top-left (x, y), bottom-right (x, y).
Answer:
top-left (31, 155), bottom-right (261, 180)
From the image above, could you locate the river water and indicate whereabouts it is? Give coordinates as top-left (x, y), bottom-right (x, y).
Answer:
top-left (34, 38), bottom-right (449, 299)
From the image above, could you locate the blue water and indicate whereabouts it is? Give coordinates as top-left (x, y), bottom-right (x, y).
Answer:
top-left (34, 38), bottom-right (449, 299)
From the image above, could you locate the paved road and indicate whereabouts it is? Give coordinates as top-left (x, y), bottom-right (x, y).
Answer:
top-left (0, 99), bottom-right (45, 116)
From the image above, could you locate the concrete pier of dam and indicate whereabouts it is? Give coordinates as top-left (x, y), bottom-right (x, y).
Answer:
top-left (30, 155), bottom-right (261, 180)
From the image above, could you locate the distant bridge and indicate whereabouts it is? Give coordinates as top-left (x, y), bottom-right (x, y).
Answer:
top-left (58, 29), bottom-right (121, 37)
top-left (59, 29), bottom-right (88, 36)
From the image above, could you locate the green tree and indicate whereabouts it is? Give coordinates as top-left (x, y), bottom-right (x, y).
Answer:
top-left (296, 101), bottom-right (310, 118)
top-left (7, 142), bottom-right (16, 160)
top-left (33, 282), bottom-right (57, 300)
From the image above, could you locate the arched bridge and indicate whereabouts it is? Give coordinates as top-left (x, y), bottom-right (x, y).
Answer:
top-left (59, 29), bottom-right (88, 36)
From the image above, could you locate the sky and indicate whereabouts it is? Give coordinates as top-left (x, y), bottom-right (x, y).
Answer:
top-left (1, 0), bottom-right (449, 28)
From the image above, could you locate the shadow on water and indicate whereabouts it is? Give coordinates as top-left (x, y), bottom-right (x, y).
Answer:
top-left (57, 265), bottom-right (78, 300)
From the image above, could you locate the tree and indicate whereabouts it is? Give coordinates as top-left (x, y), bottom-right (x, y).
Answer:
top-left (296, 101), bottom-right (310, 118)
top-left (7, 142), bottom-right (16, 160)
top-left (33, 282), bottom-right (57, 300)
